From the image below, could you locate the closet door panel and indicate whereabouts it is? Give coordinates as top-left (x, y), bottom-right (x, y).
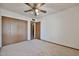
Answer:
top-left (17, 20), bottom-right (28, 42)
top-left (10, 19), bottom-right (18, 43)
top-left (2, 17), bottom-right (12, 45)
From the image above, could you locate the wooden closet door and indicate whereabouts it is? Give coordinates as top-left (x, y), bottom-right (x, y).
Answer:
top-left (10, 19), bottom-right (18, 43)
top-left (13, 20), bottom-right (28, 43)
top-left (2, 17), bottom-right (13, 45)
top-left (2, 16), bottom-right (28, 46)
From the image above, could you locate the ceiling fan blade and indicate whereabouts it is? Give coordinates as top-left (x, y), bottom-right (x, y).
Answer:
top-left (25, 3), bottom-right (32, 8)
top-left (24, 9), bottom-right (32, 12)
top-left (40, 9), bottom-right (47, 13)
top-left (39, 3), bottom-right (45, 7)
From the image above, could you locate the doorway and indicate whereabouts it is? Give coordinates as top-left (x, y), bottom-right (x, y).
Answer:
top-left (30, 21), bottom-right (41, 40)
top-left (30, 21), bottom-right (34, 40)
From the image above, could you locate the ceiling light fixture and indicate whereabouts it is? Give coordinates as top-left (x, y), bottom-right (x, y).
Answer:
top-left (24, 3), bottom-right (47, 16)
top-left (34, 9), bottom-right (39, 16)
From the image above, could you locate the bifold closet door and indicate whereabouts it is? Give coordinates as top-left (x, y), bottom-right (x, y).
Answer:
top-left (2, 16), bottom-right (28, 46)
top-left (13, 20), bottom-right (28, 43)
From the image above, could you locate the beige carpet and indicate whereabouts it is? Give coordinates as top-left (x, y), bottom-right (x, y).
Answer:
top-left (0, 39), bottom-right (79, 56)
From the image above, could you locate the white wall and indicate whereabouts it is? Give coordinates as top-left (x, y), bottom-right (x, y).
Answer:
top-left (41, 5), bottom-right (79, 49)
top-left (0, 8), bottom-right (31, 21)
top-left (0, 8), bottom-right (31, 47)
top-left (41, 18), bottom-right (47, 40)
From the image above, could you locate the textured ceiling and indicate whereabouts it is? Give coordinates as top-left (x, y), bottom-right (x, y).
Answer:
top-left (0, 3), bottom-right (79, 18)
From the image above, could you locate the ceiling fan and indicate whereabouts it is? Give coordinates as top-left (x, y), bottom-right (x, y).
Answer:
top-left (24, 3), bottom-right (47, 16)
